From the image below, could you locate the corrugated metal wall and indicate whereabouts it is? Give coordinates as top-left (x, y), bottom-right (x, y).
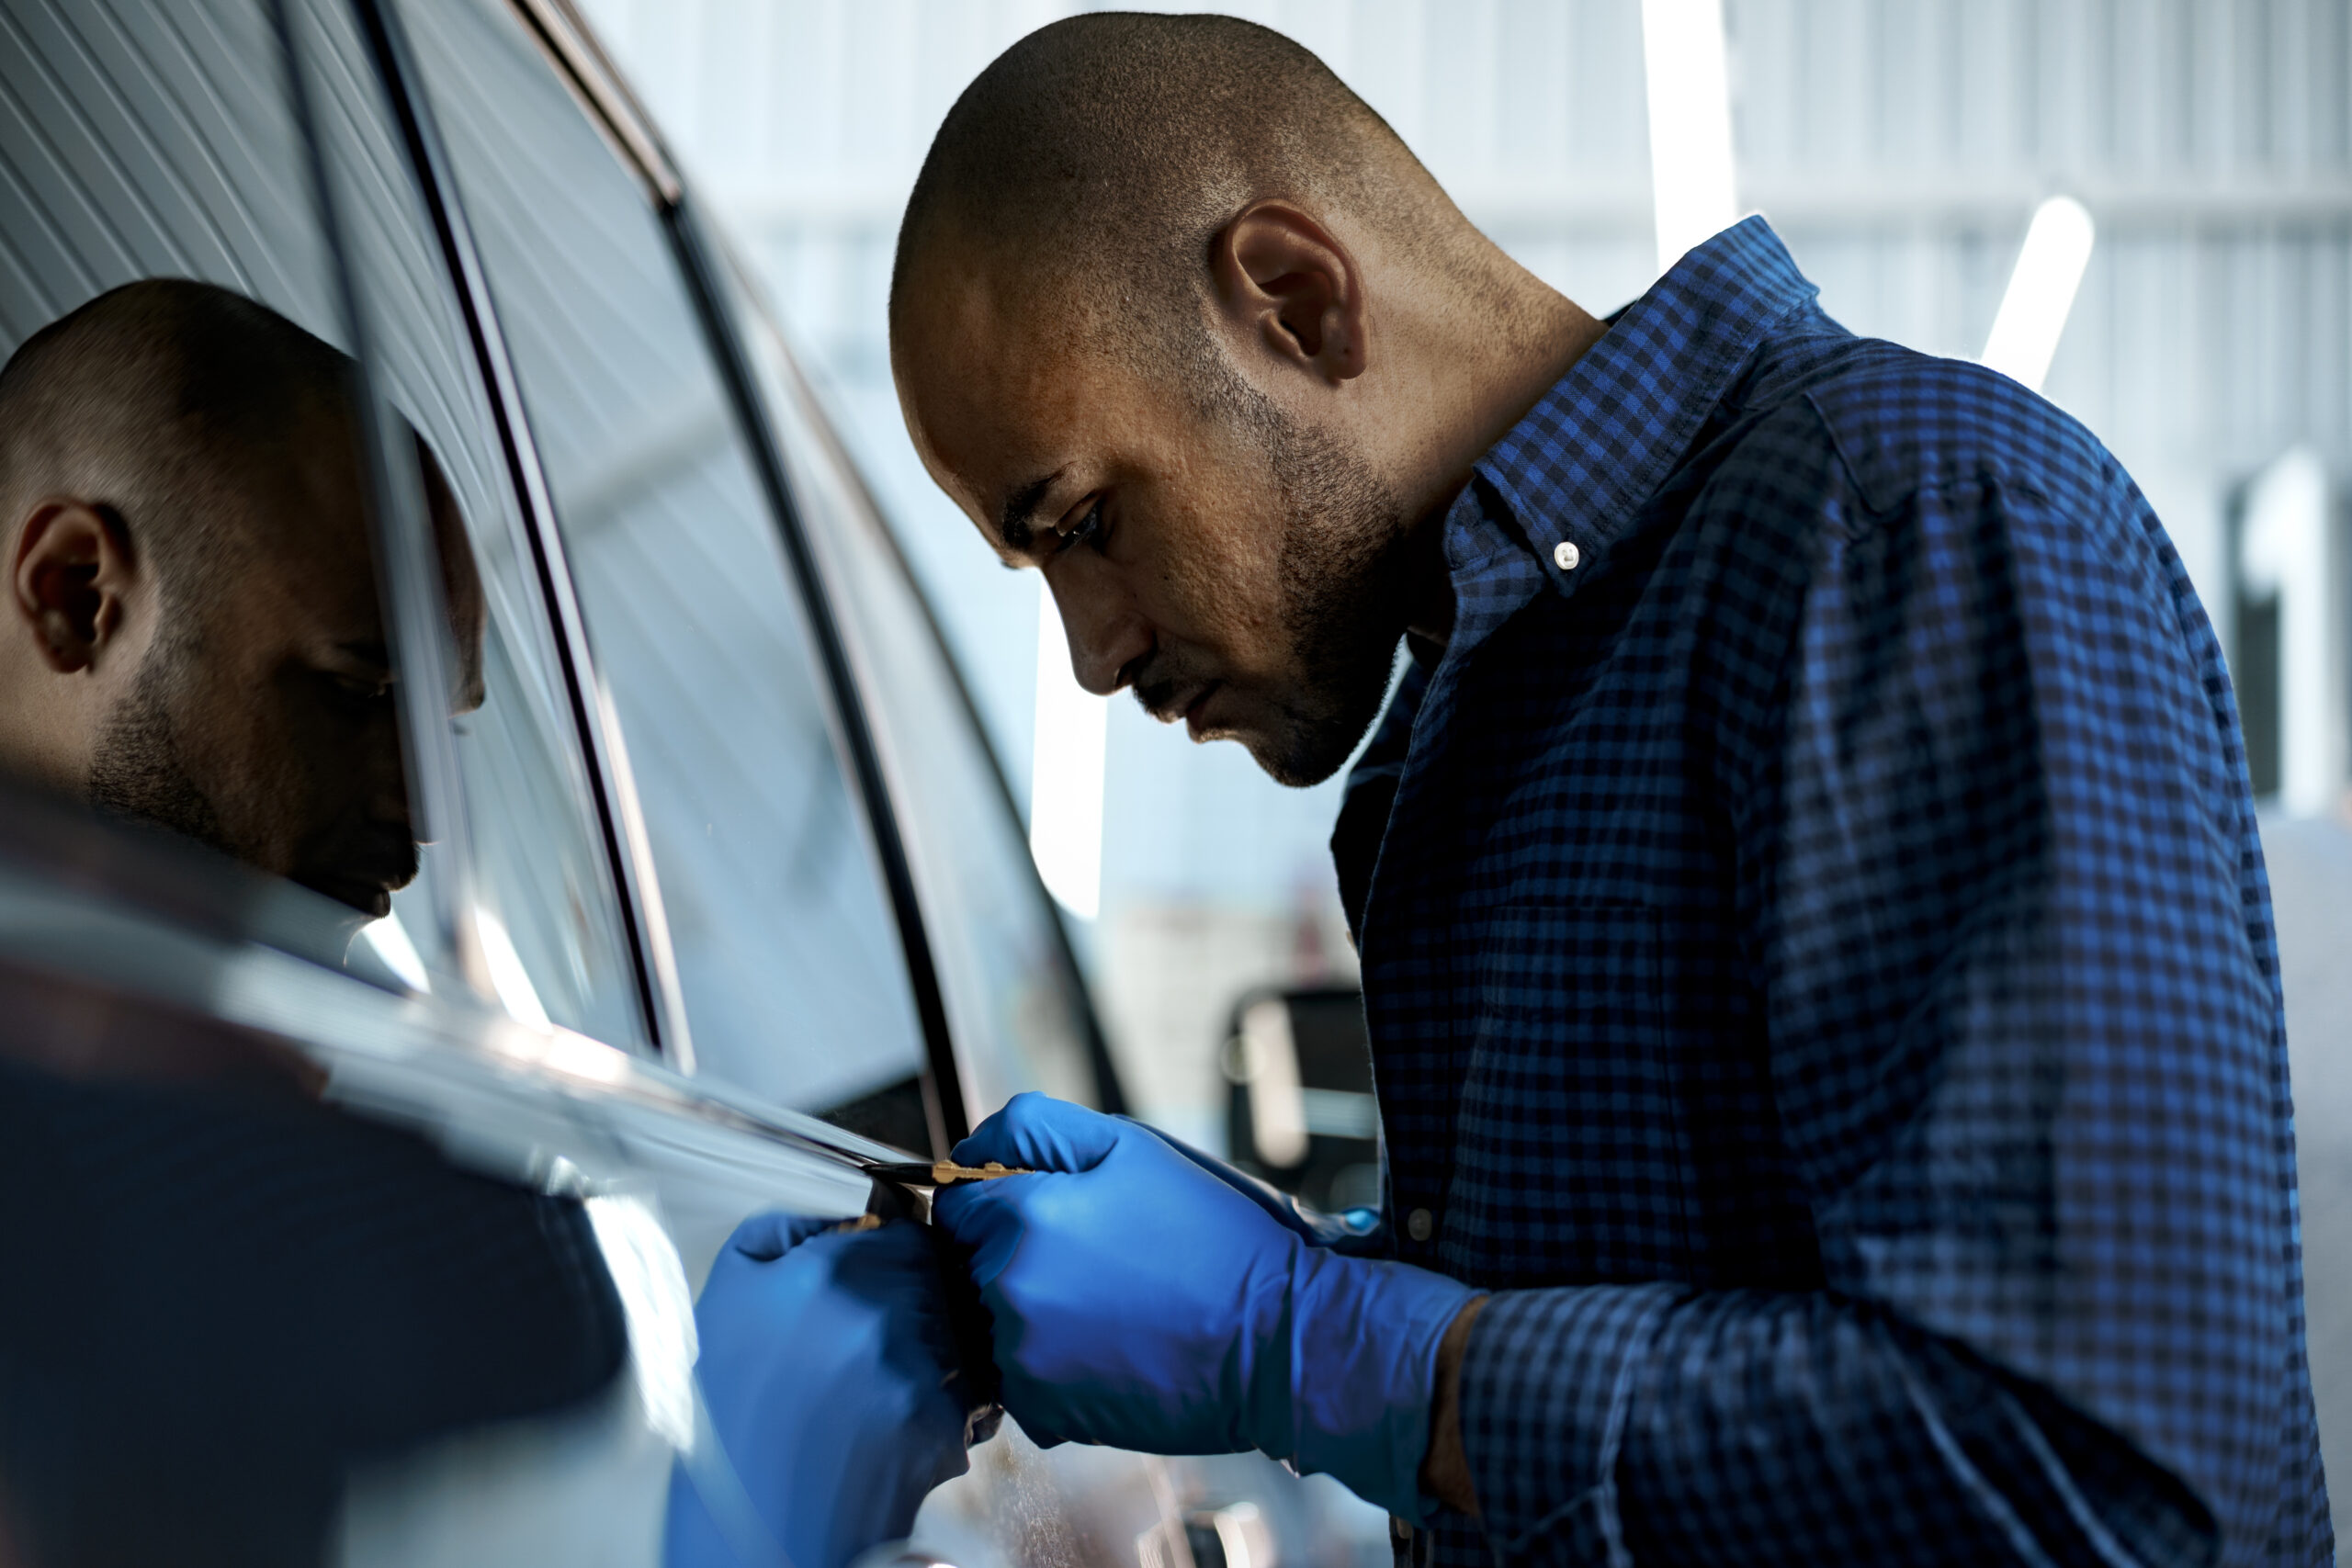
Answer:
top-left (581, 0), bottom-right (2352, 675)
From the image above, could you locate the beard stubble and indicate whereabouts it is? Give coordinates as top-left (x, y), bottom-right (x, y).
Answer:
top-left (85, 634), bottom-right (236, 859)
top-left (1229, 378), bottom-right (1413, 788)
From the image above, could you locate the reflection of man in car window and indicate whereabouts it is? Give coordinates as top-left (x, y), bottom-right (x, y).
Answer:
top-left (0, 278), bottom-right (482, 917)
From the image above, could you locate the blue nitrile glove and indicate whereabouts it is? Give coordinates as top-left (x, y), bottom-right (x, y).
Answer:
top-left (665, 1214), bottom-right (970, 1568)
top-left (930, 1094), bottom-right (1476, 1521)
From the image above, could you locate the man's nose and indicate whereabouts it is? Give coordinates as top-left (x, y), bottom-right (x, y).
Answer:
top-left (1045, 570), bottom-right (1151, 697)
top-left (361, 711), bottom-right (414, 830)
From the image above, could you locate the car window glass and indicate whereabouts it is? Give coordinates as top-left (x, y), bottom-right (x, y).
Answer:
top-left (0, 2), bottom-right (649, 1562)
top-left (0, 0), bottom-right (449, 983)
top-left (394, 0), bottom-right (930, 1122)
top-left (733, 278), bottom-right (1105, 1121)
top-left (282, 0), bottom-right (651, 1049)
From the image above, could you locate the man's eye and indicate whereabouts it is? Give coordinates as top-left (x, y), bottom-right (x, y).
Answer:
top-left (1057, 502), bottom-right (1105, 554)
top-left (325, 671), bottom-right (394, 709)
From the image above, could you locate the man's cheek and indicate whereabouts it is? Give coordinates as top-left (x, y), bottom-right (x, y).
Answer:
top-left (219, 687), bottom-right (338, 874)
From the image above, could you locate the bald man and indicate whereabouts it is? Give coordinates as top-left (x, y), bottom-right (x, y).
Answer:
top-left (0, 278), bottom-right (483, 922)
top-left (888, 15), bottom-right (2326, 1568)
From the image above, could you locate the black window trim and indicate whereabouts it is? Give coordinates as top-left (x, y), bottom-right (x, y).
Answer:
top-left (269, 0), bottom-right (486, 990)
top-left (0, 0), bottom-right (941, 1183)
top-left (505, 0), bottom-right (680, 207)
top-left (709, 248), bottom-right (1129, 1121)
top-left (662, 193), bottom-right (965, 1151)
top-left (344, 0), bottom-right (695, 1064)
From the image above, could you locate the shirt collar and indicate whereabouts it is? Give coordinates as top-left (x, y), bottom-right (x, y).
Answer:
top-left (1443, 217), bottom-right (1821, 612)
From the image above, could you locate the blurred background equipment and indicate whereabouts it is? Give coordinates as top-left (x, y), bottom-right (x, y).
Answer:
top-left (1222, 989), bottom-right (1383, 1218)
top-left (575, 0), bottom-right (2352, 1495)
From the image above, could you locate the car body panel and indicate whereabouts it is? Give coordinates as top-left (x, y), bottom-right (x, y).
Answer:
top-left (0, 1), bottom-right (1375, 1563)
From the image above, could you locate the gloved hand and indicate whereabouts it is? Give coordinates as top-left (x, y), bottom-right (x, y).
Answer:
top-left (665, 1214), bottom-right (970, 1568)
top-left (931, 1094), bottom-right (1476, 1521)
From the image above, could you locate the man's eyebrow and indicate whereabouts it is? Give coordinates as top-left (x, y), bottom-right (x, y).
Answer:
top-left (997, 468), bottom-right (1064, 554)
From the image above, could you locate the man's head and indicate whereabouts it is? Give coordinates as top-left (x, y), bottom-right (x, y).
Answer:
top-left (0, 278), bottom-right (484, 916)
top-left (892, 13), bottom-right (1589, 785)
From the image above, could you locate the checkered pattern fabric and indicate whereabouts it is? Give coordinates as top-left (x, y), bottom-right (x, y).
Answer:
top-left (1335, 220), bottom-right (2328, 1567)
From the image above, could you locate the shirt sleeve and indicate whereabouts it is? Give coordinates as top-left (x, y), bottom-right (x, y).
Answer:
top-left (1453, 389), bottom-right (2317, 1566)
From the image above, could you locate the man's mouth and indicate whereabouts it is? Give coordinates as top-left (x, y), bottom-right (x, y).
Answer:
top-left (305, 874), bottom-right (395, 919)
top-left (1181, 681), bottom-right (1224, 739)
top-left (300, 837), bottom-right (420, 919)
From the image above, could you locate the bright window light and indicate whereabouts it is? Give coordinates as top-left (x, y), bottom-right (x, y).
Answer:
top-left (474, 906), bottom-right (553, 1030)
top-left (1981, 196), bottom-right (2096, 393)
top-left (1641, 0), bottom-right (1739, 276)
top-left (359, 908), bottom-right (429, 993)
top-left (585, 1193), bottom-right (697, 1452)
top-left (1029, 582), bottom-right (1106, 920)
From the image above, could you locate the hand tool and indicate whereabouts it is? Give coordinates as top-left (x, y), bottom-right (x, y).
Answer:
top-left (864, 1160), bottom-right (1032, 1190)
top-left (833, 1158), bottom-right (1035, 1447)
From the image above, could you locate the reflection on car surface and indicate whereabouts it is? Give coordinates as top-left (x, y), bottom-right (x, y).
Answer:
top-left (0, 0), bottom-right (1375, 1563)
top-left (2, 279), bottom-right (482, 923)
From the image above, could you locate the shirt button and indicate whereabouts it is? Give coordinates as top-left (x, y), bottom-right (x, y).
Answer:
top-left (1553, 539), bottom-right (1582, 571)
top-left (1406, 1207), bottom-right (1435, 1242)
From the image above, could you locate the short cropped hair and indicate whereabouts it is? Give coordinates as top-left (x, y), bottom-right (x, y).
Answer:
top-left (891, 12), bottom-right (1453, 359)
top-left (0, 278), bottom-right (355, 615)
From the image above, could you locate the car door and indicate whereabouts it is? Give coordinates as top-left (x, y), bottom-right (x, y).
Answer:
top-left (0, 0), bottom-right (919, 1563)
top-left (0, 0), bottom-right (1353, 1562)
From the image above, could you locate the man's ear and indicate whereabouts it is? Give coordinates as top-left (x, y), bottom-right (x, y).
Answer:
top-left (1210, 200), bottom-right (1368, 385)
top-left (11, 499), bottom-right (137, 674)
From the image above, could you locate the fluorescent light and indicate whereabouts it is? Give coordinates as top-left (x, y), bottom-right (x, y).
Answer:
top-left (2239, 446), bottom-right (2345, 817)
top-left (1982, 196), bottom-right (2096, 392)
top-left (1028, 581), bottom-right (1106, 919)
top-left (1641, 0), bottom-right (1738, 276)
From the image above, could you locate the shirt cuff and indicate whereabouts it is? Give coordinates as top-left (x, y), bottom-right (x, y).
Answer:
top-left (1457, 1283), bottom-right (1681, 1563)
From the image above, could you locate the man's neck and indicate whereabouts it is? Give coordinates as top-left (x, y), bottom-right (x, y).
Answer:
top-left (1398, 296), bottom-right (1608, 647)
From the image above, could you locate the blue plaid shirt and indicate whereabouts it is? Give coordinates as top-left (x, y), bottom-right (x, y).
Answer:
top-left (1335, 220), bottom-right (2328, 1567)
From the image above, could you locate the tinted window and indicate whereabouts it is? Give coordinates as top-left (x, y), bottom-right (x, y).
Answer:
top-left (0, 0), bottom-right (655, 1047)
top-left (731, 274), bottom-right (1107, 1121)
top-left (289, 0), bottom-right (652, 1047)
top-left (0, 0), bottom-right (435, 980)
top-left (396, 0), bottom-right (929, 1120)
top-left (0, 2), bottom-right (635, 1561)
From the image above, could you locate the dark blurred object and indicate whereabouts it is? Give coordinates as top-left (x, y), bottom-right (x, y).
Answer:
top-left (1220, 987), bottom-right (1381, 1216)
top-left (860, 1169), bottom-right (1004, 1447)
top-left (819, 1073), bottom-right (944, 1157)
top-left (0, 1010), bottom-right (627, 1568)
